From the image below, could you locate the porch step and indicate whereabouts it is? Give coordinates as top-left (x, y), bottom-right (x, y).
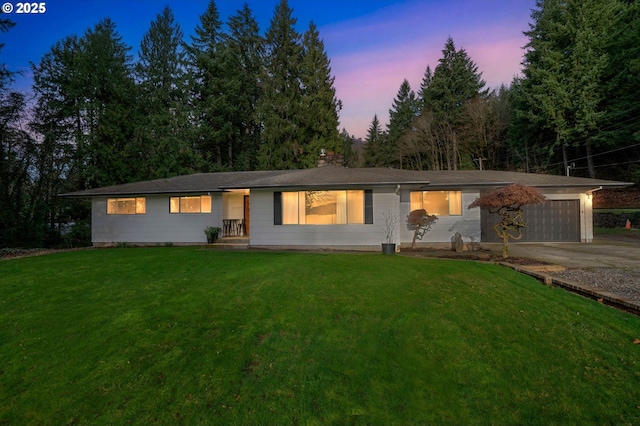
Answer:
top-left (208, 236), bottom-right (250, 249)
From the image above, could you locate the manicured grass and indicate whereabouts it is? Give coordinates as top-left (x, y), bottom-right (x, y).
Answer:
top-left (595, 227), bottom-right (640, 235)
top-left (594, 209), bottom-right (640, 213)
top-left (1, 248), bottom-right (639, 424)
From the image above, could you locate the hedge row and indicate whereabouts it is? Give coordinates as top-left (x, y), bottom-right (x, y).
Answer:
top-left (594, 212), bottom-right (640, 228)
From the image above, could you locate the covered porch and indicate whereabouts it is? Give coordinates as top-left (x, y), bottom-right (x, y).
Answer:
top-left (221, 189), bottom-right (250, 237)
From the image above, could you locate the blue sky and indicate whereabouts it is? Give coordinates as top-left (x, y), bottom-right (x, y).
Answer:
top-left (2, 0), bottom-right (535, 138)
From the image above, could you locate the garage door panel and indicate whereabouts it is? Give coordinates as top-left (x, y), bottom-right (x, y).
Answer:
top-left (481, 200), bottom-right (580, 242)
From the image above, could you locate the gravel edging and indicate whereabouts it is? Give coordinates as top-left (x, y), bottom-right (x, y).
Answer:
top-left (551, 268), bottom-right (640, 301)
top-left (501, 263), bottom-right (640, 316)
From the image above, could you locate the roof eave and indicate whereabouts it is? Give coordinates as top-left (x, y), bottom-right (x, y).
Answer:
top-left (220, 180), bottom-right (431, 189)
top-left (59, 189), bottom-right (225, 198)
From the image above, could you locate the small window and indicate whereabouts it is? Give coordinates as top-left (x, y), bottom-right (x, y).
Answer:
top-left (107, 198), bottom-right (146, 215)
top-left (170, 195), bottom-right (212, 214)
top-left (410, 191), bottom-right (462, 216)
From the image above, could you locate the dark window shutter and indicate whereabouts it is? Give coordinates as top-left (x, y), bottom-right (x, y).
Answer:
top-left (274, 192), bottom-right (282, 225)
top-left (364, 190), bottom-right (373, 224)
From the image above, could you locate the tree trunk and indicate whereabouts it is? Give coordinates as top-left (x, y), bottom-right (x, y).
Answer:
top-left (561, 136), bottom-right (568, 173)
top-left (501, 232), bottom-right (509, 258)
top-left (586, 141), bottom-right (595, 178)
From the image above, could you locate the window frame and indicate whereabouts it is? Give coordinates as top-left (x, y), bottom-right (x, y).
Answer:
top-left (107, 197), bottom-right (146, 215)
top-left (410, 190), bottom-right (462, 217)
top-left (274, 189), bottom-right (373, 225)
top-left (169, 195), bottom-right (212, 214)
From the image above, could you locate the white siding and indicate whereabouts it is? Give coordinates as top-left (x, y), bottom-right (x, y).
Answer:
top-left (249, 188), bottom-right (400, 250)
top-left (92, 195), bottom-right (222, 245)
top-left (90, 188), bottom-right (595, 247)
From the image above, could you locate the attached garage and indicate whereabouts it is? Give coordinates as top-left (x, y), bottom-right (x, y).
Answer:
top-left (481, 199), bottom-right (581, 243)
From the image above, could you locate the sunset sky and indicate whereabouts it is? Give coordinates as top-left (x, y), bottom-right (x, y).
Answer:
top-left (3, 0), bottom-right (535, 138)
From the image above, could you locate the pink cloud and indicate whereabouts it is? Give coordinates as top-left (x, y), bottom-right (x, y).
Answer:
top-left (321, 1), bottom-right (533, 139)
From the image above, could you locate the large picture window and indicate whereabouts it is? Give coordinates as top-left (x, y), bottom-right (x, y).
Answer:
top-left (107, 197), bottom-right (146, 215)
top-left (170, 195), bottom-right (212, 213)
top-left (410, 191), bottom-right (462, 216)
top-left (280, 190), bottom-right (365, 225)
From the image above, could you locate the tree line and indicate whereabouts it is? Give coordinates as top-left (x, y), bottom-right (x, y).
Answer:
top-left (363, 0), bottom-right (639, 182)
top-left (1, 0), bottom-right (639, 248)
top-left (1, 0), bottom-right (344, 247)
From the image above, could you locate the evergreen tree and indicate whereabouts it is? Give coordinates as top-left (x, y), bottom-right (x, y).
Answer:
top-left (257, 0), bottom-right (304, 170)
top-left (596, 0), bottom-right (640, 180)
top-left (386, 79), bottom-right (419, 167)
top-left (298, 21), bottom-right (342, 167)
top-left (339, 128), bottom-right (356, 167)
top-left (363, 114), bottom-right (384, 166)
top-left (79, 19), bottom-right (137, 187)
top-left (135, 6), bottom-right (199, 179)
top-left (0, 18), bottom-right (16, 89)
top-left (417, 65), bottom-right (432, 108)
top-left (224, 3), bottom-right (263, 170)
top-left (513, 0), bottom-right (621, 177)
top-left (31, 19), bottom-right (136, 189)
top-left (186, 0), bottom-right (232, 170)
top-left (424, 37), bottom-right (486, 170)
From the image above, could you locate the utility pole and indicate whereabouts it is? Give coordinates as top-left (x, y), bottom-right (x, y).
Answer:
top-left (474, 157), bottom-right (485, 171)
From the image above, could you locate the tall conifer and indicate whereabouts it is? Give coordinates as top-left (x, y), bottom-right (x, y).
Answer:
top-left (135, 6), bottom-right (198, 179)
top-left (299, 22), bottom-right (342, 167)
top-left (257, 0), bottom-right (303, 170)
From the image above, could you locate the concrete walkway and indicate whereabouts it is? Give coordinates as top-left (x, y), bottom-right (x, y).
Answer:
top-left (488, 239), bottom-right (640, 268)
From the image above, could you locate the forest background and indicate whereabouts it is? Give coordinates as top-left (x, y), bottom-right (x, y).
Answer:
top-left (1, 0), bottom-right (639, 248)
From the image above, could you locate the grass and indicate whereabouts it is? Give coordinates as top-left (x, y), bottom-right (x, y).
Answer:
top-left (594, 209), bottom-right (640, 213)
top-left (595, 227), bottom-right (640, 236)
top-left (1, 248), bottom-right (640, 424)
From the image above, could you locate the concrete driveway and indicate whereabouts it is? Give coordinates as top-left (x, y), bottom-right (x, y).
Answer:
top-left (492, 239), bottom-right (640, 268)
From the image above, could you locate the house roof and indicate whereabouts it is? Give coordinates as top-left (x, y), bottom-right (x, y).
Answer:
top-left (59, 170), bottom-right (286, 197)
top-left (60, 166), bottom-right (632, 197)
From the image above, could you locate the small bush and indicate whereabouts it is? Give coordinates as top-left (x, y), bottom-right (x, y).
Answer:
top-left (59, 220), bottom-right (92, 248)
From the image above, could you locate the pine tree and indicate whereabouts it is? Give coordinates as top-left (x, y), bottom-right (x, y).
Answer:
top-left (596, 0), bottom-right (640, 180)
top-left (0, 18), bottom-right (16, 89)
top-left (363, 114), bottom-right (384, 166)
top-left (257, 0), bottom-right (304, 170)
top-left (417, 65), bottom-right (432, 108)
top-left (513, 0), bottom-right (619, 177)
top-left (339, 128), bottom-right (356, 167)
top-left (298, 21), bottom-right (342, 167)
top-left (134, 6), bottom-right (199, 179)
top-left (186, 0), bottom-right (232, 170)
top-left (424, 37), bottom-right (486, 170)
top-left (225, 3), bottom-right (263, 170)
top-left (386, 79), bottom-right (419, 167)
top-left (79, 19), bottom-right (137, 187)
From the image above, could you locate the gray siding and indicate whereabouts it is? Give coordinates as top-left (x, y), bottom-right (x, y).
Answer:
top-left (249, 188), bottom-right (400, 250)
top-left (399, 190), bottom-right (481, 246)
top-left (92, 195), bottom-right (222, 245)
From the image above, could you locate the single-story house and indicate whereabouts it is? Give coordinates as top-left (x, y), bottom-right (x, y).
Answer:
top-left (61, 166), bottom-right (632, 250)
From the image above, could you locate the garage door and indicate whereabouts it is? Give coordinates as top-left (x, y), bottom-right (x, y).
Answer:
top-left (481, 200), bottom-right (580, 242)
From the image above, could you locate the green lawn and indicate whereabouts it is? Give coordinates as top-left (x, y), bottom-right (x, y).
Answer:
top-left (1, 248), bottom-right (639, 424)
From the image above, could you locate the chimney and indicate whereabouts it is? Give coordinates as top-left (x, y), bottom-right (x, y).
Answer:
top-left (317, 149), bottom-right (344, 167)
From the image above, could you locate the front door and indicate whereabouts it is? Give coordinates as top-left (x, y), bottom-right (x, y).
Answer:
top-left (244, 195), bottom-right (250, 235)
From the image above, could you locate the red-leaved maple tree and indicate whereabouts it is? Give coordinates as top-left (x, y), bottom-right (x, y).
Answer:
top-left (468, 184), bottom-right (546, 258)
